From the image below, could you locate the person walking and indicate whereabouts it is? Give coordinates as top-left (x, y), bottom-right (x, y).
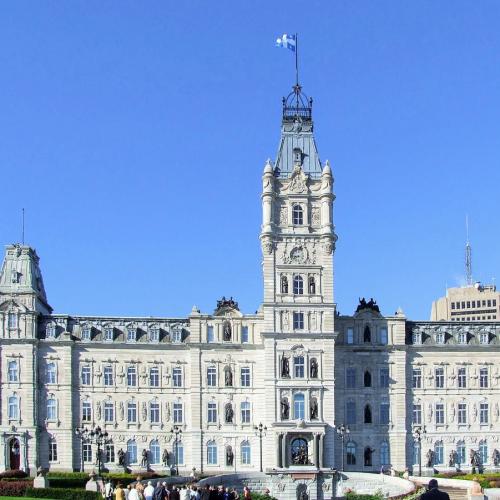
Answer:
top-left (115, 483), bottom-right (125, 500)
top-left (103, 479), bottom-right (114, 500)
top-left (179, 485), bottom-right (189, 500)
top-left (129, 484), bottom-right (140, 500)
top-left (419, 479), bottom-right (450, 500)
top-left (145, 480), bottom-right (155, 500)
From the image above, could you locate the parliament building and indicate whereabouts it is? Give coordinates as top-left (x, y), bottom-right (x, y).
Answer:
top-left (1, 85), bottom-right (499, 479)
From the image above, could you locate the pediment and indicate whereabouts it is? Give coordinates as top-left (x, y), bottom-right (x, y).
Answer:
top-left (0, 298), bottom-right (30, 313)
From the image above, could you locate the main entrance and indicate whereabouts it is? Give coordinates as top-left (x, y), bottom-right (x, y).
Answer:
top-left (9, 438), bottom-right (20, 470)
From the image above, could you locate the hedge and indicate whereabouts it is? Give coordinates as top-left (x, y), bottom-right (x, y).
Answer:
top-left (25, 487), bottom-right (99, 500)
top-left (48, 477), bottom-right (88, 489)
top-left (0, 479), bottom-right (32, 496)
top-left (0, 470), bottom-right (28, 479)
top-left (435, 472), bottom-right (500, 489)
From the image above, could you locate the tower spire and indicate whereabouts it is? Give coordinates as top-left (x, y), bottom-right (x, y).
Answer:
top-left (465, 215), bottom-right (472, 286)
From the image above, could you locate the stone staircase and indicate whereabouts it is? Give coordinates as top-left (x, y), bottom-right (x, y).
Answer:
top-left (198, 472), bottom-right (269, 494)
top-left (440, 487), bottom-right (468, 500)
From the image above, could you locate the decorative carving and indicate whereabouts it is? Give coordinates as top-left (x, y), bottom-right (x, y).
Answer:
top-left (279, 206), bottom-right (288, 225)
top-left (261, 238), bottom-right (274, 255)
top-left (223, 321), bottom-right (232, 342)
top-left (119, 402), bottom-right (124, 421)
top-left (310, 358), bottom-right (318, 379)
top-left (311, 206), bottom-right (320, 227)
top-left (290, 246), bottom-right (307, 264)
top-left (426, 449), bottom-right (434, 467)
top-left (322, 240), bottom-right (333, 255)
top-left (165, 402), bottom-right (171, 422)
top-left (310, 398), bottom-right (318, 420)
top-left (288, 165), bottom-right (308, 194)
top-left (142, 401), bottom-right (147, 421)
top-left (96, 401), bottom-right (101, 421)
top-left (281, 397), bottom-right (289, 420)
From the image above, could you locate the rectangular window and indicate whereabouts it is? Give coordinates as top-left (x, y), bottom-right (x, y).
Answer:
top-left (8, 313), bottom-right (17, 329)
top-left (104, 403), bottom-right (114, 423)
top-left (172, 368), bottom-right (182, 388)
top-left (487, 300), bottom-right (492, 307)
top-left (379, 328), bottom-right (388, 345)
top-left (456, 302), bottom-right (460, 309)
top-left (82, 327), bottom-right (91, 341)
top-left (173, 402), bottom-right (183, 423)
top-left (150, 367), bottom-right (160, 387)
top-left (458, 367), bottom-right (467, 388)
top-left (81, 366), bottom-right (91, 385)
top-left (241, 367), bottom-right (251, 387)
top-left (241, 326), bottom-right (249, 343)
top-left (207, 325), bottom-right (215, 343)
top-left (412, 332), bottom-right (421, 345)
top-left (127, 366), bottom-right (137, 387)
top-left (207, 402), bottom-right (217, 423)
top-left (49, 440), bottom-right (58, 462)
top-left (293, 312), bottom-right (304, 330)
top-left (462, 301), bottom-right (466, 309)
top-left (493, 299), bottom-right (497, 307)
top-left (467, 301), bottom-right (470, 308)
top-left (82, 401), bottom-right (92, 422)
top-left (103, 366), bottom-right (113, 386)
top-left (412, 369), bottom-right (422, 389)
top-left (413, 404), bottom-right (422, 425)
top-left (480, 403), bottom-right (488, 424)
top-left (379, 403), bottom-right (390, 424)
top-left (149, 327), bottom-right (159, 343)
top-left (451, 302), bottom-right (456, 310)
top-left (458, 403), bottom-right (467, 424)
top-left (435, 403), bottom-right (444, 425)
top-left (435, 367), bottom-right (445, 388)
top-left (104, 328), bottom-right (113, 342)
top-left (127, 329), bottom-right (136, 342)
top-left (104, 444), bottom-right (114, 464)
top-left (471, 301), bottom-right (475, 308)
top-left (346, 368), bottom-right (356, 389)
top-left (8, 361), bottom-right (19, 382)
top-left (83, 442), bottom-right (92, 462)
top-left (294, 357), bottom-right (305, 378)
top-left (207, 367), bottom-right (217, 387)
top-left (127, 402), bottom-right (137, 423)
top-left (346, 327), bottom-right (354, 344)
top-left (241, 402), bottom-right (251, 423)
top-left (346, 401), bottom-right (356, 424)
top-left (379, 368), bottom-right (389, 388)
top-left (150, 402), bottom-right (160, 423)
top-left (480, 368), bottom-right (488, 388)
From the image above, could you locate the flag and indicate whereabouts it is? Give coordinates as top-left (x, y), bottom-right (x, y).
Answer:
top-left (276, 33), bottom-right (296, 52)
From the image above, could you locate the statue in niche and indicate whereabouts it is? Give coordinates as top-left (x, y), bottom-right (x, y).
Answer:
top-left (449, 450), bottom-right (457, 467)
top-left (225, 403), bottom-right (234, 424)
top-left (225, 367), bottom-right (233, 387)
top-left (226, 446), bottom-right (234, 466)
top-left (492, 449), bottom-right (500, 467)
top-left (223, 321), bottom-right (232, 342)
top-left (281, 397), bottom-right (290, 420)
top-left (119, 401), bottom-right (125, 421)
top-left (308, 276), bottom-right (316, 295)
top-left (281, 356), bottom-right (290, 378)
top-left (141, 448), bottom-right (148, 468)
top-left (426, 449), bottom-right (434, 468)
top-left (281, 275), bottom-right (288, 294)
top-left (470, 449), bottom-right (480, 467)
top-left (117, 448), bottom-right (126, 467)
top-left (310, 398), bottom-right (318, 420)
top-left (310, 359), bottom-right (318, 379)
top-left (96, 401), bottom-right (102, 421)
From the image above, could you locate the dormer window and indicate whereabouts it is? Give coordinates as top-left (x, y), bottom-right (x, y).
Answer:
top-left (458, 332), bottom-right (467, 344)
top-left (46, 324), bottom-right (56, 339)
top-left (172, 326), bottom-right (182, 343)
top-left (412, 332), bottom-right (422, 345)
top-left (292, 204), bottom-right (303, 225)
top-left (479, 332), bottom-right (489, 344)
top-left (11, 270), bottom-right (18, 283)
top-left (436, 332), bottom-right (445, 344)
top-left (81, 327), bottom-right (91, 341)
top-left (104, 327), bottom-right (114, 342)
top-left (149, 327), bottom-right (160, 343)
top-left (127, 328), bottom-right (136, 343)
top-left (293, 147), bottom-right (302, 166)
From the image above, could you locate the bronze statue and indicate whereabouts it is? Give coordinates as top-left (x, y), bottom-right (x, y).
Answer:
top-left (225, 367), bottom-right (233, 387)
top-left (310, 398), bottom-right (318, 420)
top-left (281, 276), bottom-right (288, 294)
top-left (223, 321), bottom-right (232, 342)
top-left (141, 448), bottom-right (148, 468)
top-left (426, 449), bottom-right (434, 468)
top-left (162, 449), bottom-right (169, 467)
top-left (281, 356), bottom-right (290, 377)
top-left (225, 403), bottom-right (234, 423)
top-left (226, 446), bottom-right (234, 466)
top-left (117, 448), bottom-right (126, 467)
top-left (492, 449), bottom-right (500, 467)
top-left (448, 450), bottom-right (457, 467)
top-left (280, 397), bottom-right (289, 420)
top-left (310, 358), bottom-right (318, 378)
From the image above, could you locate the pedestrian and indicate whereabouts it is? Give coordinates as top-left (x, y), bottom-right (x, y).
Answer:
top-left (125, 484), bottom-right (132, 500)
top-left (145, 480), bottom-right (155, 500)
top-left (243, 486), bottom-right (251, 499)
top-left (103, 479), bottom-right (114, 500)
top-left (129, 484), bottom-right (140, 500)
top-left (153, 481), bottom-right (165, 500)
top-left (419, 479), bottom-right (450, 500)
top-left (115, 483), bottom-right (125, 500)
top-left (200, 485), bottom-right (210, 500)
top-left (179, 485), bottom-right (189, 500)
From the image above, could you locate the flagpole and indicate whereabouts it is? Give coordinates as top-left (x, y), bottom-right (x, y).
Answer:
top-left (295, 32), bottom-right (299, 87)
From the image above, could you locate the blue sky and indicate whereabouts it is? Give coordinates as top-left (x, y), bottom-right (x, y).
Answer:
top-left (1, 1), bottom-right (499, 320)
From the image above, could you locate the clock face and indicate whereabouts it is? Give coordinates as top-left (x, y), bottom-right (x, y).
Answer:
top-left (290, 246), bottom-right (305, 264)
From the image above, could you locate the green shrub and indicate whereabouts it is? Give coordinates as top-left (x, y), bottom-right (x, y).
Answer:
top-left (47, 472), bottom-right (88, 479)
top-left (48, 477), bottom-right (88, 489)
top-left (346, 492), bottom-right (384, 500)
top-left (25, 487), bottom-right (99, 500)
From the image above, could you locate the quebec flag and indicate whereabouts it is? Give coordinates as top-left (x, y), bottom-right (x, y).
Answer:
top-left (276, 33), bottom-right (296, 52)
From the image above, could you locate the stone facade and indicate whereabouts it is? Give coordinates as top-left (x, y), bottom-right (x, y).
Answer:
top-left (1, 88), bottom-right (499, 481)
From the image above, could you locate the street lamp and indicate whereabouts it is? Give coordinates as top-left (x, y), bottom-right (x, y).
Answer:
top-left (334, 424), bottom-right (350, 472)
top-left (170, 426), bottom-right (182, 476)
top-left (75, 426), bottom-right (112, 477)
top-left (412, 426), bottom-right (426, 476)
top-left (254, 422), bottom-right (267, 472)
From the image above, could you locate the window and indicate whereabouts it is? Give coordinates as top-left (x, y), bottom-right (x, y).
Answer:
top-left (412, 332), bottom-right (422, 345)
top-left (380, 442), bottom-right (390, 466)
top-left (83, 441), bottom-right (92, 462)
top-left (308, 276), bottom-right (316, 294)
top-left (241, 401), bottom-right (251, 424)
top-left (293, 312), bottom-right (304, 330)
top-left (8, 313), bottom-right (17, 329)
top-left (434, 441), bottom-right (444, 465)
top-left (127, 328), bottom-right (136, 342)
top-left (458, 332), bottom-right (467, 344)
top-left (346, 368), bottom-right (356, 388)
top-left (127, 366), bottom-right (137, 387)
top-left (458, 368), bottom-right (467, 388)
top-left (480, 332), bottom-right (489, 344)
top-left (150, 401), bottom-right (160, 424)
top-left (82, 327), bottom-right (91, 341)
top-left (171, 367), bottom-right (181, 387)
top-left (379, 367), bottom-right (389, 388)
top-left (436, 332), bottom-right (445, 344)
top-left (207, 441), bottom-right (217, 465)
top-left (104, 401), bottom-right (114, 422)
top-left (364, 325), bottom-right (371, 343)
top-left (363, 371), bottom-right (372, 387)
top-left (380, 403), bottom-right (389, 424)
top-left (207, 402), bottom-right (217, 423)
top-left (364, 404), bottom-right (372, 424)
top-left (292, 204), bottom-right (303, 225)
top-left (413, 404), bottom-right (422, 425)
top-left (8, 361), bottom-right (18, 382)
top-left (346, 442), bottom-right (356, 465)
top-left (346, 401), bottom-right (356, 424)
top-left (413, 442), bottom-right (420, 465)
top-left (82, 401), bottom-right (92, 422)
top-left (127, 440), bottom-right (137, 464)
top-left (412, 369), bottom-right (422, 389)
top-left (364, 447), bottom-right (373, 467)
top-left (172, 326), bottom-right (182, 343)
top-left (293, 275), bottom-right (304, 295)
top-left (293, 393), bottom-right (305, 419)
top-left (346, 327), bottom-right (354, 344)
top-left (175, 443), bottom-right (184, 465)
top-left (47, 397), bottom-right (57, 420)
top-left (127, 401), bottom-right (137, 423)
top-left (149, 327), bottom-right (159, 343)
top-left (49, 439), bottom-right (58, 462)
top-left (148, 366), bottom-right (159, 387)
top-left (81, 365), bottom-right (91, 385)
top-left (104, 443), bottom-right (114, 463)
top-left (150, 440), bottom-right (160, 464)
top-left (458, 403), bottom-right (467, 424)
top-left (480, 402), bottom-right (489, 424)
top-left (241, 325), bottom-right (249, 343)
top-left (292, 356), bottom-right (304, 378)
top-left (173, 402), bottom-right (183, 423)
top-left (46, 324), bottom-right (56, 338)
top-left (241, 367), bottom-right (251, 387)
top-left (435, 367), bottom-right (444, 388)
top-left (46, 362), bottom-right (56, 384)
top-left (241, 440), bottom-right (251, 465)
top-left (8, 395), bottom-right (19, 419)
top-left (452, 302), bottom-right (456, 309)
top-left (480, 368), bottom-right (488, 388)
top-left (479, 440), bottom-right (488, 464)
top-left (104, 365), bottom-right (113, 386)
top-left (456, 441), bottom-right (466, 465)
top-left (104, 327), bottom-right (114, 342)
top-left (435, 403), bottom-right (444, 425)
top-left (207, 325), bottom-right (215, 343)
top-left (207, 366), bottom-right (217, 386)
top-left (379, 328), bottom-right (388, 345)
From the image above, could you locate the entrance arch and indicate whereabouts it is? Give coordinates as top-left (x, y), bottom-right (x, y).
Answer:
top-left (9, 438), bottom-right (20, 470)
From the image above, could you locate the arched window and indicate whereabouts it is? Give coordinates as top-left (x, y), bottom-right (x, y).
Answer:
top-left (346, 442), bottom-right (356, 465)
top-left (172, 367), bottom-right (182, 387)
top-left (150, 366), bottom-right (160, 387)
top-left (308, 276), bottom-right (316, 295)
top-left (241, 440), bottom-right (251, 465)
top-left (479, 440), bottom-right (488, 464)
top-left (293, 393), bottom-right (305, 419)
top-left (207, 366), bottom-right (217, 386)
top-left (292, 204), bottom-right (303, 225)
top-left (281, 276), bottom-right (288, 294)
top-left (207, 440), bottom-right (217, 465)
top-left (46, 397), bottom-right (57, 421)
top-left (150, 440), bottom-right (160, 464)
top-left (8, 395), bottom-right (19, 420)
top-left (127, 439), bottom-right (137, 464)
top-left (380, 442), bottom-right (390, 466)
top-left (364, 447), bottom-right (373, 466)
top-left (364, 325), bottom-right (371, 343)
top-left (46, 362), bottom-right (56, 384)
top-left (8, 361), bottom-right (18, 382)
top-left (364, 404), bottom-right (372, 424)
top-left (456, 441), bottom-right (466, 465)
top-left (434, 441), bottom-right (444, 465)
top-left (293, 275), bottom-right (304, 295)
top-left (364, 371), bottom-right (372, 387)
top-left (294, 356), bottom-right (305, 378)
top-left (127, 366), bottom-right (137, 386)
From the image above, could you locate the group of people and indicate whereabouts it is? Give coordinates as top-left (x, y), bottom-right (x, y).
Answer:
top-left (103, 479), bottom-right (256, 500)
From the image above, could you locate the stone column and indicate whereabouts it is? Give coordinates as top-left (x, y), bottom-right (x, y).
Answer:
top-left (281, 433), bottom-right (287, 468)
top-left (319, 434), bottom-right (324, 468)
top-left (276, 434), bottom-right (282, 468)
top-left (312, 434), bottom-right (317, 466)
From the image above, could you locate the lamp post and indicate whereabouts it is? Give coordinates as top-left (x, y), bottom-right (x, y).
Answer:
top-left (334, 424), bottom-right (350, 472)
top-left (170, 425), bottom-right (182, 476)
top-left (75, 426), bottom-right (112, 477)
top-left (254, 422), bottom-right (267, 472)
top-left (412, 426), bottom-right (426, 476)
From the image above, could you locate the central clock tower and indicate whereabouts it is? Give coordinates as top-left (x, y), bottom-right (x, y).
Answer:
top-left (259, 85), bottom-right (338, 474)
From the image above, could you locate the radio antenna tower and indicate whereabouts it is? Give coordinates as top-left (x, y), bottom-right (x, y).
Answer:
top-left (465, 215), bottom-right (472, 286)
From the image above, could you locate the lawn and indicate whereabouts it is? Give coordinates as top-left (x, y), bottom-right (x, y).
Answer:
top-left (0, 497), bottom-right (55, 500)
